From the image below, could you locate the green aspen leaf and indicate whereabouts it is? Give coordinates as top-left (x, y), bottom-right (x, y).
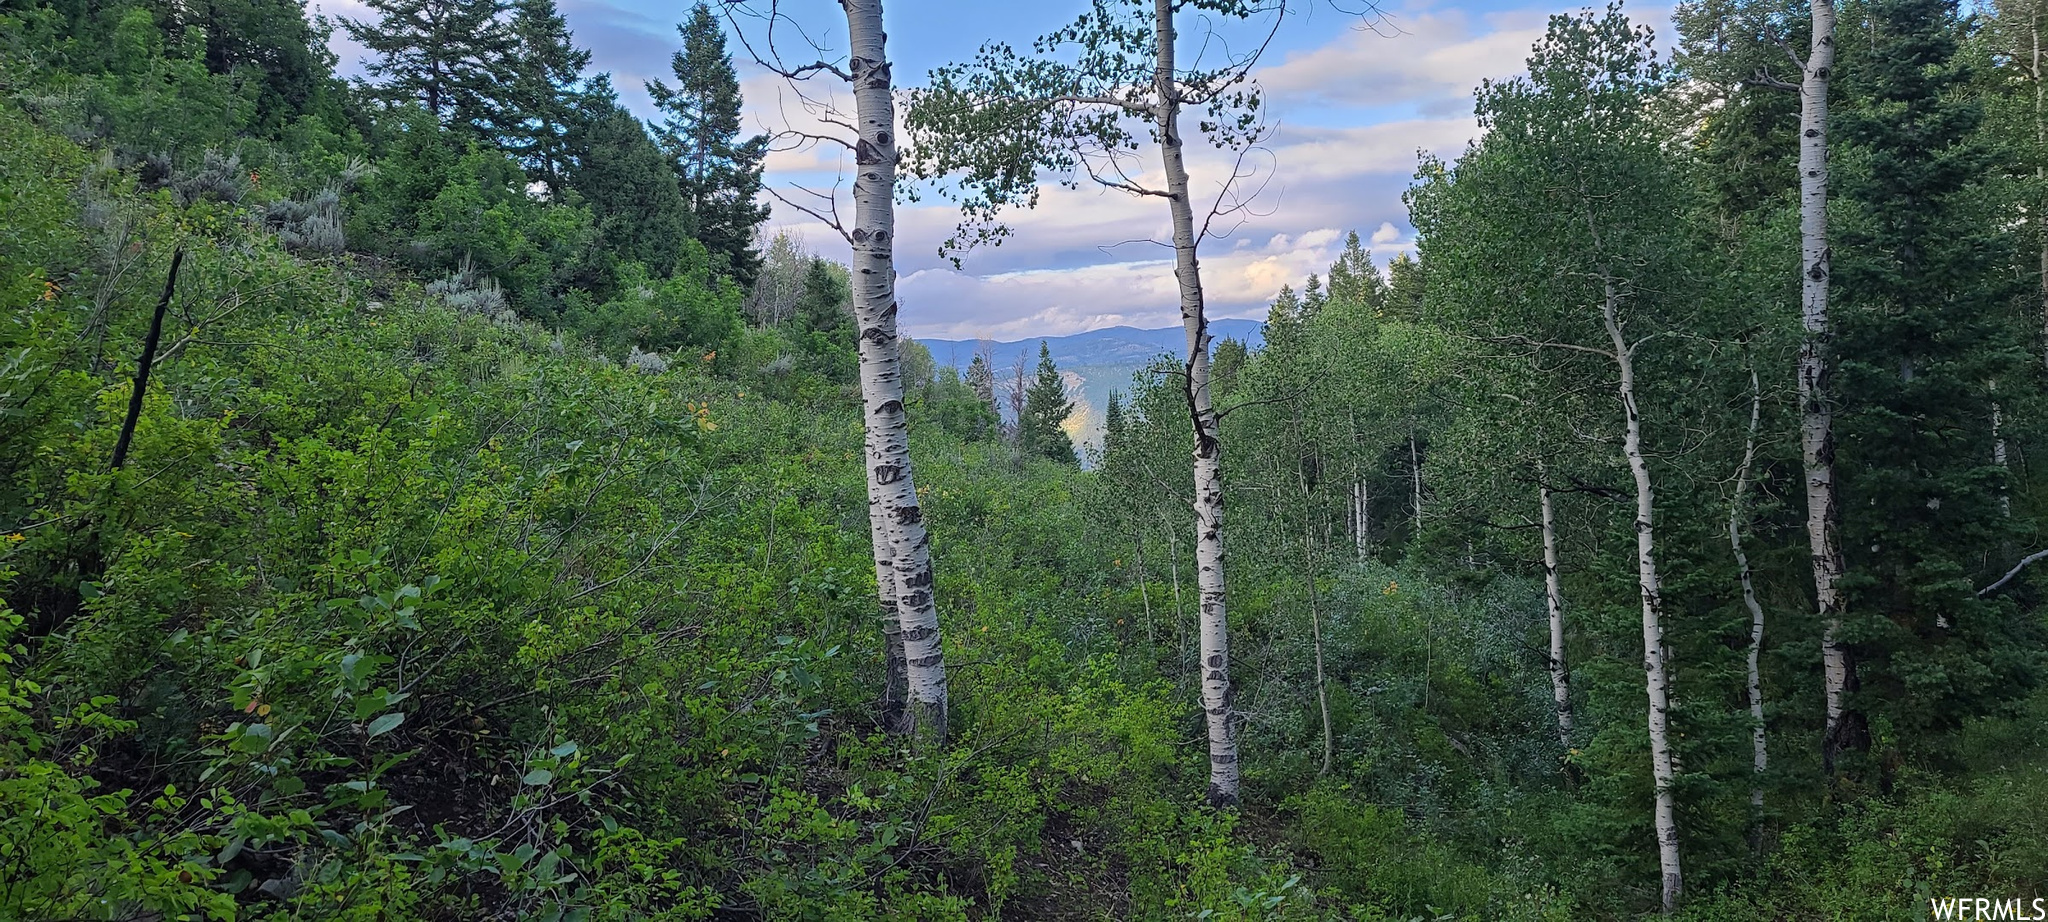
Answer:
top-left (367, 712), bottom-right (404, 737)
top-left (232, 723), bottom-right (274, 753)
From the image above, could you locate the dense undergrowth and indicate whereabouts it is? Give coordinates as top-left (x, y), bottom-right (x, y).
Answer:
top-left (0, 97), bottom-right (1356, 920)
top-left (0, 18), bottom-right (2045, 922)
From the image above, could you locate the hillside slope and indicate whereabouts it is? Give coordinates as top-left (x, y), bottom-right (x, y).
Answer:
top-left (0, 105), bottom-right (1329, 921)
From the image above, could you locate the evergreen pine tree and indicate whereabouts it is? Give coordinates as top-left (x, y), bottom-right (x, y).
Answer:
top-left (1211, 337), bottom-right (1250, 401)
top-left (1103, 389), bottom-right (1126, 456)
top-left (1385, 252), bottom-right (1427, 322)
top-left (565, 79), bottom-right (691, 279)
top-left (501, 0), bottom-right (592, 194)
top-left (183, 0), bottom-right (333, 127)
top-left (648, 1), bottom-right (770, 286)
top-left (342, 0), bottom-right (516, 132)
top-left (965, 353), bottom-right (997, 412)
top-left (1326, 230), bottom-right (1387, 310)
top-left (353, 104), bottom-right (459, 247)
top-left (1832, 0), bottom-right (2041, 749)
top-left (1266, 283), bottom-right (1304, 353)
top-left (1020, 341), bottom-right (1077, 463)
top-left (1669, 0), bottom-right (1806, 222)
top-left (794, 257), bottom-right (851, 335)
top-left (791, 256), bottom-right (856, 383)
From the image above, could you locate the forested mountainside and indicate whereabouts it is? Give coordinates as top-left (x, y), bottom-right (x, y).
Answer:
top-left (1, 0), bottom-right (2046, 920)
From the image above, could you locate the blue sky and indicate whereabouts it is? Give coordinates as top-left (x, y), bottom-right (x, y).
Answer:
top-left (321, 0), bottom-right (1673, 338)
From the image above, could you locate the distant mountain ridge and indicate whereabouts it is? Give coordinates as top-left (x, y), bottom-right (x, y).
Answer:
top-left (917, 318), bottom-right (1264, 372)
top-left (917, 319), bottom-right (1266, 453)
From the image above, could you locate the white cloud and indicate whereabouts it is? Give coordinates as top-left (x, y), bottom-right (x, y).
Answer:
top-left (891, 226), bottom-right (1367, 339)
top-left (747, 0), bottom-right (1541, 338)
top-left (1259, 4), bottom-right (1550, 112)
top-left (329, 0), bottom-right (1564, 338)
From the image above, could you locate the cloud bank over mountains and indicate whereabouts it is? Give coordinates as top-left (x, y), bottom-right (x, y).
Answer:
top-left (321, 0), bottom-right (1604, 339)
top-left (743, 1), bottom-right (1567, 338)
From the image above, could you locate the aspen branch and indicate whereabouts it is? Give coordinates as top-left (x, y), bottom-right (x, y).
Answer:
top-left (785, 60), bottom-right (853, 82)
top-left (1479, 333), bottom-right (1618, 360)
top-left (1050, 93), bottom-right (1159, 117)
top-left (721, 0), bottom-right (850, 82)
top-left (1775, 37), bottom-right (1807, 73)
top-left (1215, 388), bottom-right (1302, 421)
top-left (1978, 548), bottom-right (2048, 597)
top-left (1200, 135), bottom-right (1277, 244)
top-left (766, 119), bottom-right (857, 154)
top-left (766, 185), bottom-right (853, 245)
top-left (1749, 68), bottom-right (1801, 92)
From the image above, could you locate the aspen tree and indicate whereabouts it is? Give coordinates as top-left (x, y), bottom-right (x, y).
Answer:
top-left (1730, 362), bottom-right (1769, 836)
top-left (725, 0), bottom-right (948, 741)
top-left (905, 0), bottom-right (1303, 806)
top-left (1795, 0), bottom-right (1858, 777)
top-left (1407, 9), bottom-right (1691, 908)
top-left (1538, 474), bottom-right (1573, 748)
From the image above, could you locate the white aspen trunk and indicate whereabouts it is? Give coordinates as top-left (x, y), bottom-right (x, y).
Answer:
top-left (1364, 479), bottom-right (1374, 558)
top-left (1799, 0), bottom-right (1856, 776)
top-left (1730, 366), bottom-right (1769, 829)
top-left (1539, 475), bottom-right (1573, 750)
top-left (1301, 499), bottom-right (1335, 777)
top-left (1994, 387), bottom-right (2010, 518)
top-left (845, 0), bottom-right (946, 742)
top-left (1307, 545), bottom-right (1333, 777)
top-left (2034, 11), bottom-right (2046, 371)
top-left (1295, 415), bottom-right (1336, 777)
top-left (1350, 482), bottom-right (1358, 557)
top-left (1409, 436), bottom-right (1424, 529)
top-left (1152, 0), bottom-right (1238, 806)
top-left (1350, 478), bottom-right (1371, 560)
top-left (1135, 531), bottom-right (1155, 644)
top-left (1600, 280), bottom-right (1681, 913)
top-left (868, 490), bottom-right (908, 732)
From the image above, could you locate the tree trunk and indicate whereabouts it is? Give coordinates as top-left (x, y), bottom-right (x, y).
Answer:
top-left (868, 485), bottom-right (908, 733)
top-left (1798, 0), bottom-right (1860, 777)
top-left (1994, 389), bottom-right (2010, 518)
top-left (2034, 9), bottom-right (2046, 371)
top-left (1600, 279), bottom-right (1682, 913)
top-left (1305, 526), bottom-right (1334, 777)
top-left (1730, 365), bottom-right (1768, 839)
top-left (1151, 0), bottom-right (1238, 806)
top-left (1135, 535), bottom-right (1155, 643)
top-left (1353, 478), bottom-right (1372, 560)
top-left (111, 249), bottom-right (184, 472)
top-left (845, 0), bottom-right (947, 743)
top-left (1409, 435), bottom-right (1424, 530)
top-left (1294, 410), bottom-right (1336, 778)
top-left (1538, 473), bottom-right (1573, 750)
